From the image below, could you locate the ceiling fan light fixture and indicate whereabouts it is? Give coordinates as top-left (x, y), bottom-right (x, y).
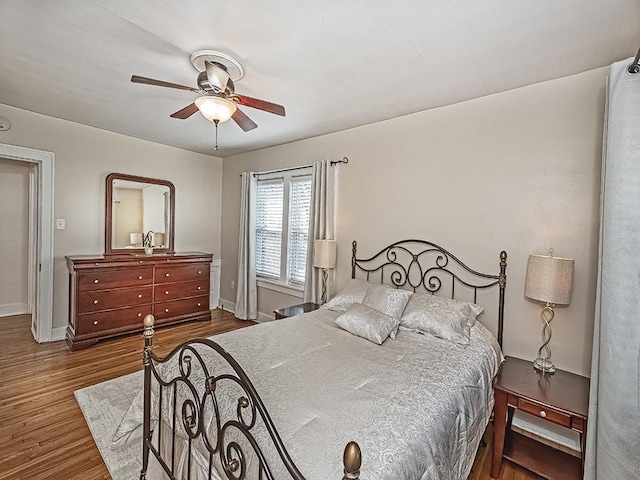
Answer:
top-left (195, 96), bottom-right (237, 123)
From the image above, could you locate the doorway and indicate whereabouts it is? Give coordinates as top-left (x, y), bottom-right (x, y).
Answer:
top-left (0, 143), bottom-right (54, 342)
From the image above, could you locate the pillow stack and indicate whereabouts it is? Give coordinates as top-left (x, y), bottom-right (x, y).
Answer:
top-left (325, 278), bottom-right (485, 347)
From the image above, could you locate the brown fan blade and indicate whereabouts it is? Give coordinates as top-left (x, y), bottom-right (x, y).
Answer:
top-left (131, 75), bottom-right (199, 93)
top-left (235, 95), bottom-right (286, 116)
top-left (232, 108), bottom-right (258, 131)
top-left (170, 103), bottom-right (199, 119)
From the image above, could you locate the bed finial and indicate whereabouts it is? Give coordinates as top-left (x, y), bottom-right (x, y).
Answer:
top-left (342, 441), bottom-right (361, 480)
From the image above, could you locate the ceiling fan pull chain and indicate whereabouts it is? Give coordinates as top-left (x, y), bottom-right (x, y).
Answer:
top-left (214, 119), bottom-right (219, 150)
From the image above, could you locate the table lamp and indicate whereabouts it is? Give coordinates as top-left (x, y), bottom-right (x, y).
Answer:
top-left (314, 239), bottom-right (337, 304)
top-left (524, 250), bottom-right (574, 373)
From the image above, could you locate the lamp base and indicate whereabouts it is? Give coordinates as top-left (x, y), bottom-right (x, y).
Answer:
top-left (533, 356), bottom-right (555, 374)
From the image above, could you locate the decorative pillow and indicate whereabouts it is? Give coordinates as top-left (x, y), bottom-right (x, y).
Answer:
top-left (334, 303), bottom-right (400, 345)
top-left (362, 284), bottom-right (413, 320)
top-left (322, 278), bottom-right (371, 312)
top-left (400, 293), bottom-right (484, 346)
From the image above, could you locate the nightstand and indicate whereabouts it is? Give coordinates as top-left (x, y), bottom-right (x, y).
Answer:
top-left (273, 302), bottom-right (320, 320)
top-left (491, 356), bottom-right (589, 480)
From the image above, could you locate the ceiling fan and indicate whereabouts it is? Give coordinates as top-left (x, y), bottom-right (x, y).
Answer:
top-left (131, 50), bottom-right (285, 136)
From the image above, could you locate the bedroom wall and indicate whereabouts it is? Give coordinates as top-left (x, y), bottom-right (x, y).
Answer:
top-left (220, 67), bottom-right (608, 377)
top-left (0, 158), bottom-right (30, 317)
top-left (0, 103), bottom-right (223, 334)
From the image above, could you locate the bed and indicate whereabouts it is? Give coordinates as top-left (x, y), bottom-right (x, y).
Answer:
top-left (129, 239), bottom-right (507, 480)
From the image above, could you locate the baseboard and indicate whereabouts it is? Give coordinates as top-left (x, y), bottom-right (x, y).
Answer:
top-left (218, 298), bottom-right (272, 323)
top-left (218, 298), bottom-right (235, 314)
top-left (51, 326), bottom-right (67, 342)
top-left (0, 302), bottom-right (28, 317)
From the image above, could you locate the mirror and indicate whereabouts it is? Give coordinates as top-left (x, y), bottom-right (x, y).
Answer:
top-left (105, 173), bottom-right (175, 255)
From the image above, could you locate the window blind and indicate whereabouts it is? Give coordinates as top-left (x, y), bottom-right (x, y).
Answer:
top-left (287, 177), bottom-right (312, 285)
top-left (256, 179), bottom-right (284, 279)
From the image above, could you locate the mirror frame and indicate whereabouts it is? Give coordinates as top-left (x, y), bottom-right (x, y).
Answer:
top-left (105, 172), bottom-right (175, 255)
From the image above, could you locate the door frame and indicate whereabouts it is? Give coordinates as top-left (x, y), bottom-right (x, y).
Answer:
top-left (0, 143), bottom-right (54, 342)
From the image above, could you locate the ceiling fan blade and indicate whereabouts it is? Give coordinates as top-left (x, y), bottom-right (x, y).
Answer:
top-left (205, 61), bottom-right (229, 92)
top-left (170, 103), bottom-right (199, 119)
top-left (232, 108), bottom-right (258, 131)
top-left (235, 94), bottom-right (286, 116)
top-left (131, 75), bottom-right (198, 92)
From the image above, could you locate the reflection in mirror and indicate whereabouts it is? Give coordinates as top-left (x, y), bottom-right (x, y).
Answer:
top-left (105, 173), bottom-right (175, 255)
top-left (112, 180), bottom-right (170, 248)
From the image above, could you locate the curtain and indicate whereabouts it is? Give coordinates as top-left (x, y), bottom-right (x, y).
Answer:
top-left (235, 172), bottom-right (258, 320)
top-left (585, 57), bottom-right (640, 479)
top-left (303, 160), bottom-right (336, 304)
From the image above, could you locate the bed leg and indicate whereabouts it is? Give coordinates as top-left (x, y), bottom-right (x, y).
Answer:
top-left (140, 314), bottom-right (155, 480)
top-left (342, 441), bottom-right (362, 480)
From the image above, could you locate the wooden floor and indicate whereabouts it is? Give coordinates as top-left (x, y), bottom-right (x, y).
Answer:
top-left (0, 311), bottom-right (540, 480)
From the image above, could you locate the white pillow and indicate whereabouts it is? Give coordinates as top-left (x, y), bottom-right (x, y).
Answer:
top-left (322, 278), bottom-right (371, 312)
top-left (335, 303), bottom-right (400, 345)
top-left (400, 293), bottom-right (484, 346)
top-left (362, 284), bottom-right (413, 320)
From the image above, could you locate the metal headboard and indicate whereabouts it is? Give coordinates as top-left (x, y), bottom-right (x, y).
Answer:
top-left (351, 239), bottom-right (507, 347)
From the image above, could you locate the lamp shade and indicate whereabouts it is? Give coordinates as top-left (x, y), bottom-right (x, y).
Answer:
top-left (130, 232), bottom-right (143, 246)
top-left (314, 240), bottom-right (337, 269)
top-left (195, 96), bottom-right (237, 123)
top-left (525, 253), bottom-right (574, 305)
top-left (153, 232), bottom-right (165, 247)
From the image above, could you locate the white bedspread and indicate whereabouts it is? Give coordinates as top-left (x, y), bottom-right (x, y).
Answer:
top-left (121, 308), bottom-right (502, 480)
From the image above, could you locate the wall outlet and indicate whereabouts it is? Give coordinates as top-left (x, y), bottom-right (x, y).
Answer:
top-left (230, 280), bottom-right (235, 289)
top-left (55, 218), bottom-right (65, 230)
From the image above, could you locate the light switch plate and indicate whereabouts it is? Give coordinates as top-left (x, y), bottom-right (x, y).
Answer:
top-left (56, 218), bottom-right (65, 230)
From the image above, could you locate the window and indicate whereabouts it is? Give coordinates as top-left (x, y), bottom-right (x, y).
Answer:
top-left (256, 168), bottom-right (312, 293)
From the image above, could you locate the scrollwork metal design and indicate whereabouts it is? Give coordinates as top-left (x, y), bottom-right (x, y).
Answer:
top-left (141, 336), bottom-right (310, 480)
top-left (351, 239), bottom-right (507, 347)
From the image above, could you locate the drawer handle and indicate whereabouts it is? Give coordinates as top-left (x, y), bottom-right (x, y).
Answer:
top-left (165, 291), bottom-right (169, 295)
top-left (165, 273), bottom-right (170, 277)
top-left (198, 270), bottom-right (202, 274)
top-left (540, 410), bottom-right (547, 418)
top-left (165, 308), bottom-right (169, 313)
top-left (197, 286), bottom-right (202, 290)
top-left (138, 275), bottom-right (143, 280)
top-left (93, 300), bottom-right (98, 304)
top-left (138, 294), bottom-right (143, 298)
top-left (93, 279), bottom-right (99, 284)
top-left (137, 313), bottom-right (142, 317)
top-left (197, 302), bottom-right (202, 307)
top-left (93, 320), bottom-right (98, 325)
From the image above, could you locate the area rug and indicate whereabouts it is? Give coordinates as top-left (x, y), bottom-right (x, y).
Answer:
top-left (74, 370), bottom-right (143, 480)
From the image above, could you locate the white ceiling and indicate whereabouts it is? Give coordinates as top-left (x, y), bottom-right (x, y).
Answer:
top-left (1, 0), bottom-right (638, 157)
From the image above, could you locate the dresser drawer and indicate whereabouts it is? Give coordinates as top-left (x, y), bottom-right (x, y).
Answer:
top-left (78, 268), bottom-right (153, 291)
top-left (154, 295), bottom-right (209, 321)
top-left (77, 286), bottom-right (153, 313)
top-left (155, 262), bottom-right (210, 284)
top-left (77, 305), bottom-right (152, 335)
top-left (155, 279), bottom-right (210, 301)
top-left (518, 398), bottom-right (572, 428)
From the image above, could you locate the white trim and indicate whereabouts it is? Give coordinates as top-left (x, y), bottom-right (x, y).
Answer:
top-left (257, 278), bottom-right (304, 298)
top-left (218, 297), bottom-right (273, 323)
top-left (209, 259), bottom-right (221, 309)
top-left (219, 298), bottom-right (236, 314)
top-left (255, 311), bottom-right (274, 323)
top-left (0, 303), bottom-right (29, 317)
top-left (0, 143), bottom-right (54, 343)
top-left (51, 326), bottom-right (67, 342)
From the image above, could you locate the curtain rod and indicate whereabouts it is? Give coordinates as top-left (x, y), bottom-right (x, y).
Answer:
top-left (239, 157), bottom-right (350, 177)
top-left (628, 47), bottom-right (640, 74)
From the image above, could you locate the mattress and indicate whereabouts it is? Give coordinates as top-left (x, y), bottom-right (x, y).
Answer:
top-left (118, 307), bottom-right (503, 480)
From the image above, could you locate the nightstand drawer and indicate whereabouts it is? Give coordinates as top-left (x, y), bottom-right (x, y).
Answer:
top-left (518, 398), bottom-right (571, 428)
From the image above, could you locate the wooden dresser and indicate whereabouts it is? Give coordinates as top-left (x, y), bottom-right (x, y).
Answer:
top-left (66, 252), bottom-right (213, 350)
